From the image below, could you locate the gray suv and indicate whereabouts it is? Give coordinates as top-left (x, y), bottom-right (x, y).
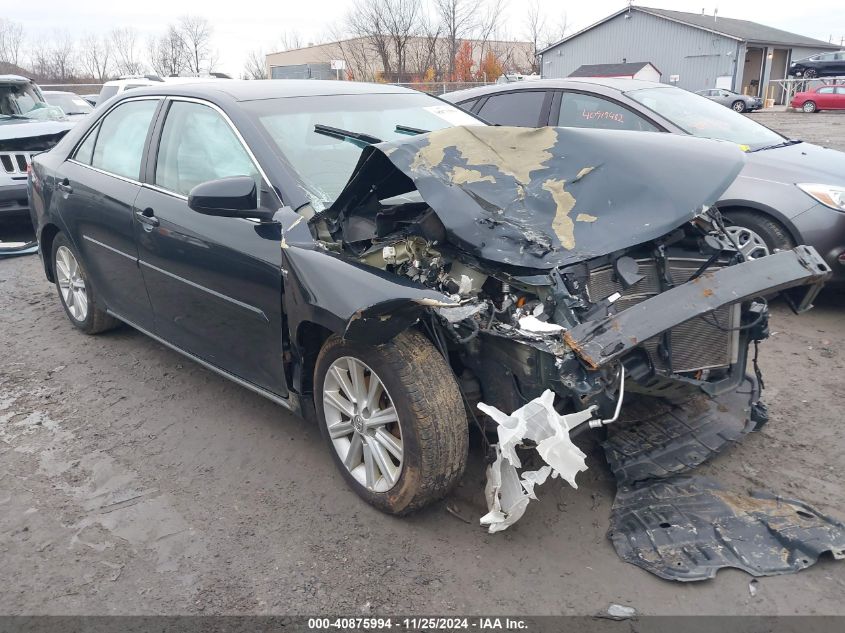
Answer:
top-left (1, 75), bottom-right (73, 218)
top-left (443, 78), bottom-right (845, 285)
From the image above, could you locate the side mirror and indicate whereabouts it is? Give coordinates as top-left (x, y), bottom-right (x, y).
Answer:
top-left (188, 176), bottom-right (274, 221)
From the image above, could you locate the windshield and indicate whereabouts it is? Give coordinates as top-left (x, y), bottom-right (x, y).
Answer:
top-left (245, 93), bottom-right (482, 209)
top-left (0, 82), bottom-right (65, 121)
top-left (626, 86), bottom-right (784, 149)
top-left (44, 93), bottom-right (93, 116)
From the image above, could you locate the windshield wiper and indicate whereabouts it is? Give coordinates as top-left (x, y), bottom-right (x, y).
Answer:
top-left (394, 124), bottom-right (430, 136)
top-left (749, 139), bottom-right (803, 152)
top-left (313, 124), bottom-right (381, 149)
top-left (0, 113), bottom-right (29, 120)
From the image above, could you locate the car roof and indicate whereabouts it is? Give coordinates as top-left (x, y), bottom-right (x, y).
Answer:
top-left (442, 77), bottom-right (669, 102)
top-left (0, 74), bottom-right (33, 85)
top-left (115, 79), bottom-right (422, 102)
top-left (42, 90), bottom-right (75, 95)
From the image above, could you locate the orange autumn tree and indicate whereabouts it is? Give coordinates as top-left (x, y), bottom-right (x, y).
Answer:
top-left (453, 41), bottom-right (474, 82)
top-left (477, 50), bottom-right (503, 82)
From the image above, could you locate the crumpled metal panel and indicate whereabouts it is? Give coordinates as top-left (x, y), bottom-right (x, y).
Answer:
top-left (602, 377), bottom-right (758, 485)
top-left (326, 126), bottom-right (745, 269)
top-left (609, 475), bottom-right (845, 581)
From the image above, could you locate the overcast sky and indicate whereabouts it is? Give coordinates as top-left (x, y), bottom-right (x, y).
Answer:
top-left (6, 0), bottom-right (845, 77)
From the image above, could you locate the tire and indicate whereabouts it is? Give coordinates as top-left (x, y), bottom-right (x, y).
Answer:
top-left (51, 232), bottom-right (120, 334)
top-left (802, 101), bottom-right (817, 113)
top-left (314, 329), bottom-right (468, 515)
top-left (732, 100), bottom-right (746, 113)
top-left (722, 210), bottom-right (795, 259)
top-left (803, 68), bottom-right (817, 79)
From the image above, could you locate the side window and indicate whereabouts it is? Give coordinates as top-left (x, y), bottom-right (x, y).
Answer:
top-left (818, 87), bottom-right (835, 94)
top-left (73, 124), bottom-right (99, 165)
top-left (836, 87), bottom-right (845, 95)
top-left (476, 91), bottom-right (546, 126)
top-left (154, 101), bottom-right (259, 197)
top-left (557, 92), bottom-right (658, 132)
top-left (458, 97), bottom-right (479, 112)
top-left (91, 99), bottom-right (158, 180)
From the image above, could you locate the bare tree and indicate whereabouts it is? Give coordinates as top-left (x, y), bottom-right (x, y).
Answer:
top-left (48, 31), bottom-right (77, 81)
top-left (178, 15), bottom-right (214, 74)
top-left (148, 25), bottom-right (187, 77)
top-left (381, 0), bottom-right (421, 82)
top-left (523, 1), bottom-right (569, 73)
top-left (276, 30), bottom-right (304, 52)
top-left (434, 0), bottom-right (479, 79)
top-left (243, 48), bottom-right (267, 79)
top-left (80, 33), bottom-right (112, 81)
top-left (474, 0), bottom-right (507, 65)
top-left (0, 18), bottom-right (24, 67)
top-left (111, 27), bottom-right (145, 75)
top-left (345, 0), bottom-right (393, 80)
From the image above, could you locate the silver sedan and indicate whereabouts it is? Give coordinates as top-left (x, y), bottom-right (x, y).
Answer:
top-left (696, 88), bottom-right (763, 113)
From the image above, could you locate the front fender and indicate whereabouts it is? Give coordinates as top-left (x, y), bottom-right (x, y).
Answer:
top-left (282, 244), bottom-right (455, 346)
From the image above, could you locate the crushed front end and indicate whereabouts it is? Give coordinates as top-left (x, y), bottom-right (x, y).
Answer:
top-left (308, 125), bottom-right (831, 530)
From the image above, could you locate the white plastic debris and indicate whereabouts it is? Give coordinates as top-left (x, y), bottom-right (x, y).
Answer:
top-left (477, 390), bottom-right (596, 532)
top-left (518, 315), bottom-right (564, 334)
top-left (604, 604), bottom-right (637, 620)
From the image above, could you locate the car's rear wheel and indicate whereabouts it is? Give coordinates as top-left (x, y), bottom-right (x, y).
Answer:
top-left (802, 101), bottom-right (817, 113)
top-left (732, 100), bottom-right (746, 113)
top-left (51, 233), bottom-right (120, 334)
top-left (722, 210), bottom-right (794, 260)
top-left (314, 329), bottom-right (468, 515)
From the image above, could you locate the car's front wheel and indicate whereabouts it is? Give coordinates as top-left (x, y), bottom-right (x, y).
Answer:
top-left (803, 68), bottom-right (818, 79)
top-left (51, 233), bottom-right (120, 334)
top-left (722, 210), bottom-right (794, 260)
top-left (314, 329), bottom-right (468, 515)
top-left (732, 100), bottom-right (746, 113)
top-left (802, 101), bottom-right (817, 113)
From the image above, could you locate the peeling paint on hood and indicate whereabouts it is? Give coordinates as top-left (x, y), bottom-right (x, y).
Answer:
top-left (326, 126), bottom-right (747, 269)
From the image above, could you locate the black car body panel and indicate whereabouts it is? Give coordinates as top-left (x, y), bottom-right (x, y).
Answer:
top-left (443, 79), bottom-right (845, 282)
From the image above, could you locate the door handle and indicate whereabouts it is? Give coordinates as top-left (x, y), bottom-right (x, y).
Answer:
top-left (136, 207), bottom-right (160, 228)
top-left (57, 178), bottom-right (73, 194)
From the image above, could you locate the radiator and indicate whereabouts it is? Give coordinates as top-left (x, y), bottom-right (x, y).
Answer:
top-left (586, 258), bottom-right (740, 373)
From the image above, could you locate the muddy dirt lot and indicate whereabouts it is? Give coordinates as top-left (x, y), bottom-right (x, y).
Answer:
top-left (1, 111), bottom-right (845, 616)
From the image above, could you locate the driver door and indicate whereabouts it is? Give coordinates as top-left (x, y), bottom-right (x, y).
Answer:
top-left (133, 98), bottom-right (287, 396)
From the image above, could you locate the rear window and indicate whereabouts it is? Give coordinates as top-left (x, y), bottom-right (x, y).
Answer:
top-left (476, 91), bottom-right (546, 126)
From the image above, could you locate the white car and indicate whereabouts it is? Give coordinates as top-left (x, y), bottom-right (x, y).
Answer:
top-left (96, 74), bottom-right (231, 107)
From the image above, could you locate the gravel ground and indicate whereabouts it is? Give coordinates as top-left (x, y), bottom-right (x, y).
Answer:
top-left (1, 112), bottom-right (845, 617)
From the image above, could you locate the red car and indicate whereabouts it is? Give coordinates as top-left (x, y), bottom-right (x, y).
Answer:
top-left (791, 85), bottom-right (845, 113)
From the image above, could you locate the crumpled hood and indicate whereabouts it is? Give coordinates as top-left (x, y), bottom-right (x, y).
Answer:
top-left (328, 126), bottom-right (746, 269)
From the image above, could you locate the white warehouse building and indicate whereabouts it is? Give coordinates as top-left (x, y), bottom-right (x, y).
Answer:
top-left (539, 6), bottom-right (840, 103)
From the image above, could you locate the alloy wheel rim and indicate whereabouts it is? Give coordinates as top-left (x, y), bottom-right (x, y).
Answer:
top-left (733, 102), bottom-right (744, 112)
top-left (725, 226), bottom-right (770, 260)
top-left (803, 102), bottom-right (815, 112)
top-left (323, 356), bottom-right (403, 492)
top-left (55, 246), bottom-right (88, 322)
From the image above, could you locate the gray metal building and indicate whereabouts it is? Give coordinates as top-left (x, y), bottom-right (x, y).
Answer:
top-left (539, 6), bottom-right (840, 102)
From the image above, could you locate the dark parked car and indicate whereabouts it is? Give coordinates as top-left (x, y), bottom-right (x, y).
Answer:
top-left (790, 85), bottom-right (845, 112)
top-left (42, 90), bottom-right (94, 120)
top-left (789, 51), bottom-right (845, 79)
top-left (444, 78), bottom-right (845, 284)
top-left (2, 75), bottom-right (73, 218)
top-left (29, 81), bottom-right (830, 515)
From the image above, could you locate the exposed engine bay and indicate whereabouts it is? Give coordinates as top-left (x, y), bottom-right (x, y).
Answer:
top-left (309, 126), bottom-right (829, 429)
top-left (294, 125), bottom-right (832, 544)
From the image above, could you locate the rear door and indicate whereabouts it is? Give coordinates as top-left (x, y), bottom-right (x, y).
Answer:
top-left (474, 90), bottom-right (550, 126)
top-left (553, 91), bottom-right (660, 131)
top-left (835, 87), bottom-right (845, 109)
top-left (133, 97), bottom-right (287, 395)
top-left (59, 97), bottom-right (161, 330)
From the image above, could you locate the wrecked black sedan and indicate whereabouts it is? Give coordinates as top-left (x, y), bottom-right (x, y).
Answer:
top-left (29, 81), bottom-right (831, 517)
